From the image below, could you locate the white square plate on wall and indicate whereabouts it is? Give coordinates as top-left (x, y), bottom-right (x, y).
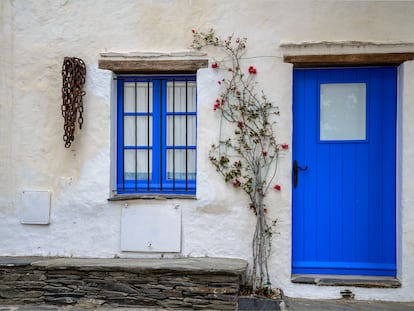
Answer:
top-left (20, 190), bottom-right (51, 225)
top-left (120, 204), bottom-right (181, 252)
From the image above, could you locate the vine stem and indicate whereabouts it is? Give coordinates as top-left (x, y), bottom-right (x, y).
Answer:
top-left (193, 29), bottom-right (279, 292)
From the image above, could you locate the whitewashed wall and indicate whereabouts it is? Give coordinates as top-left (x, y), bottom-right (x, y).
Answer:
top-left (1, 0), bottom-right (414, 301)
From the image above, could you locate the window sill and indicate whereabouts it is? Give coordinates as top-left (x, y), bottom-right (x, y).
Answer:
top-left (291, 274), bottom-right (401, 288)
top-left (108, 193), bottom-right (197, 201)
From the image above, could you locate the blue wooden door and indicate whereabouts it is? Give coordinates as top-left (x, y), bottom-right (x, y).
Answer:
top-left (292, 67), bottom-right (397, 276)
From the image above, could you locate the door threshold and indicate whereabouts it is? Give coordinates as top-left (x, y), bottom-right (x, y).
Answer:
top-left (291, 274), bottom-right (401, 288)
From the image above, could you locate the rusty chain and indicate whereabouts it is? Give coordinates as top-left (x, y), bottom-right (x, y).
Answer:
top-left (61, 57), bottom-right (86, 148)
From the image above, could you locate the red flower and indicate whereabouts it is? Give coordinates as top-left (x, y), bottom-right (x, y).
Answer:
top-left (218, 80), bottom-right (221, 85)
top-left (236, 38), bottom-right (240, 44)
top-left (237, 121), bottom-right (244, 128)
top-left (248, 66), bottom-right (257, 74)
top-left (192, 29), bottom-right (196, 33)
top-left (274, 184), bottom-right (281, 191)
top-left (281, 144), bottom-right (289, 149)
top-left (211, 62), bottom-right (219, 69)
top-left (262, 151), bottom-right (268, 157)
top-left (213, 98), bottom-right (225, 111)
top-left (233, 179), bottom-right (241, 187)
top-left (228, 68), bottom-right (233, 72)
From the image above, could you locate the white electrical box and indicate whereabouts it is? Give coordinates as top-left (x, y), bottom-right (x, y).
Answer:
top-left (120, 204), bottom-right (181, 252)
top-left (20, 191), bottom-right (51, 225)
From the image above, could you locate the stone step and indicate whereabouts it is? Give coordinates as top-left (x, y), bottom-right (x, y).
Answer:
top-left (0, 257), bottom-right (247, 310)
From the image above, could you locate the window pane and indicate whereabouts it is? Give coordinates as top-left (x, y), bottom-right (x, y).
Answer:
top-left (124, 82), bottom-right (152, 113)
top-left (166, 149), bottom-right (196, 180)
top-left (124, 149), bottom-right (152, 180)
top-left (167, 81), bottom-right (196, 112)
top-left (166, 115), bottom-right (196, 146)
top-left (124, 116), bottom-right (152, 146)
top-left (320, 83), bottom-right (366, 141)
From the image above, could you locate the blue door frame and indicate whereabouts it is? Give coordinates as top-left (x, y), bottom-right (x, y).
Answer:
top-left (292, 67), bottom-right (397, 276)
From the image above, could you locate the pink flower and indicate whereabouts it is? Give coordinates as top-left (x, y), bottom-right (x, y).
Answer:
top-left (248, 66), bottom-right (257, 74)
top-left (218, 80), bottom-right (221, 85)
top-left (211, 62), bottom-right (219, 69)
top-left (274, 184), bottom-right (281, 191)
top-left (281, 144), bottom-right (289, 150)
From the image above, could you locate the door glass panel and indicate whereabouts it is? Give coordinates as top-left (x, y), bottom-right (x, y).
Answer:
top-left (320, 83), bottom-right (366, 141)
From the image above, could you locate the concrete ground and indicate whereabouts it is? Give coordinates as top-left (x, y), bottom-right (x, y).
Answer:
top-left (284, 297), bottom-right (414, 311)
top-left (1, 298), bottom-right (414, 310)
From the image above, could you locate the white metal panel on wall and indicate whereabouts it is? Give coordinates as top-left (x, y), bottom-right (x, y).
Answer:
top-left (120, 204), bottom-right (181, 252)
top-left (20, 191), bottom-right (51, 225)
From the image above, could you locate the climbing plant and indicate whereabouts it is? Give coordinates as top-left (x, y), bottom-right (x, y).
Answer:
top-left (191, 29), bottom-right (287, 292)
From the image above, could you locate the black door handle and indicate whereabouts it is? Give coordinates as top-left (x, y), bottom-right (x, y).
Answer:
top-left (293, 160), bottom-right (308, 188)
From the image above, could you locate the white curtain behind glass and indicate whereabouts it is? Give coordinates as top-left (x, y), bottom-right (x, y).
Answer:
top-left (124, 82), bottom-right (153, 179)
top-left (166, 81), bottom-right (196, 180)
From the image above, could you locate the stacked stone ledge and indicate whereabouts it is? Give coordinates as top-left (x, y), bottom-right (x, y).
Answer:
top-left (0, 257), bottom-right (247, 310)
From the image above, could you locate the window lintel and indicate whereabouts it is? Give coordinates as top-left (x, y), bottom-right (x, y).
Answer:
top-left (99, 59), bottom-right (208, 74)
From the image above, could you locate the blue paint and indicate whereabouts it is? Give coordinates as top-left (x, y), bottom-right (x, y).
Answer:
top-left (292, 67), bottom-right (397, 276)
top-left (116, 75), bottom-right (196, 195)
top-left (116, 79), bottom-right (125, 190)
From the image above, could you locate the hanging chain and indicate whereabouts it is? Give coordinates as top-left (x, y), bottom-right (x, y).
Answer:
top-left (61, 57), bottom-right (86, 148)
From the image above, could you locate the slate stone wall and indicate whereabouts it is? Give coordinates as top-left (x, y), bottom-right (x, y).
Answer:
top-left (0, 258), bottom-right (245, 310)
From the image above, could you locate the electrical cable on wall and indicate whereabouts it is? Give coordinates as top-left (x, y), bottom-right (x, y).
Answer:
top-left (61, 57), bottom-right (86, 148)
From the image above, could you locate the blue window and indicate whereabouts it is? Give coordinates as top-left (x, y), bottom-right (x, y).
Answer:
top-left (116, 75), bottom-right (196, 195)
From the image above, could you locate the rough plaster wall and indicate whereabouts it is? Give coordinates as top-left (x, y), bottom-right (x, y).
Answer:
top-left (0, 1), bottom-right (14, 213)
top-left (1, 0), bottom-right (414, 301)
top-left (399, 60), bottom-right (414, 298)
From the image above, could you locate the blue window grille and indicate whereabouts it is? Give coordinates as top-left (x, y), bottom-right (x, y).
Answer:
top-left (116, 75), bottom-right (196, 195)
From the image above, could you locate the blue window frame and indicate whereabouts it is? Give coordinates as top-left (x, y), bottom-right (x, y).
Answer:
top-left (116, 75), bottom-right (196, 195)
